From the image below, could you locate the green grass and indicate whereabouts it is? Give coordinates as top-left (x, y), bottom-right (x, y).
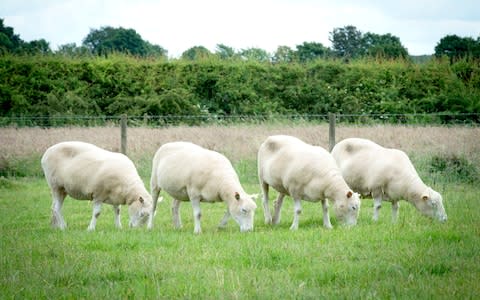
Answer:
top-left (1, 160), bottom-right (479, 299)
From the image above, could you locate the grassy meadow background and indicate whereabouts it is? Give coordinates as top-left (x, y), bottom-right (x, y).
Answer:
top-left (1, 123), bottom-right (480, 298)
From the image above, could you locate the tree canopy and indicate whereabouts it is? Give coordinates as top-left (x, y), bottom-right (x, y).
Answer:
top-left (82, 26), bottom-right (167, 58)
top-left (330, 25), bottom-right (364, 59)
top-left (216, 44), bottom-right (236, 59)
top-left (362, 32), bottom-right (408, 59)
top-left (330, 25), bottom-right (409, 60)
top-left (181, 46), bottom-right (212, 60)
top-left (0, 19), bottom-right (22, 52)
top-left (435, 34), bottom-right (480, 61)
top-left (272, 46), bottom-right (295, 63)
top-left (296, 42), bottom-right (329, 62)
top-left (239, 48), bottom-right (270, 62)
top-left (2, 18), bottom-right (479, 64)
top-left (0, 19), bottom-right (51, 54)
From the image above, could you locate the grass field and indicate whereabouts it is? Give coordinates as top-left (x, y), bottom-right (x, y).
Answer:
top-left (1, 124), bottom-right (479, 299)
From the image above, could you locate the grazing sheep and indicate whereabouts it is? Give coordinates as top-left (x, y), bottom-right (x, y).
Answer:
top-left (41, 141), bottom-right (152, 230)
top-left (331, 138), bottom-right (447, 222)
top-left (258, 135), bottom-right (360, 230)
top-left (149, 141), bottom-right (257, 234)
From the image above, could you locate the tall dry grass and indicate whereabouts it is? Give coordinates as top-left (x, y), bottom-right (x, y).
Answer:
top-left (1, 124), bottom-right (479, 164)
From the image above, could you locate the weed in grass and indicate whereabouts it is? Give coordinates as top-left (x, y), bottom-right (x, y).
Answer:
top-left (0, 176), bottom-right (20, 189)
top-left (0, 154), bottom-right (43, 178)
top-left (429, 153), bottom-right (479, 183)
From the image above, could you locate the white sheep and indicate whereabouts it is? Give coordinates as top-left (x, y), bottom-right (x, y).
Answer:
top-left (257, 135), bottom-right (360, 230)
top-left (149, 141), bottom-right (257, 234)
top-left (331, 138), bottom-right (447, 222)
top-left (41, 141), bottom-right (152, 230)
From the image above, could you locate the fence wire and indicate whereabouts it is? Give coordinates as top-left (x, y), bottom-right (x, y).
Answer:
top-left (1, 113), bottom-right (479, 127)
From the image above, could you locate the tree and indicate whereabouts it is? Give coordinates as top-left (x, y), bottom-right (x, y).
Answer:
top-left (83, 26), bottom-right (143, 56)
top-left (181, 46), bottom-right (212, 60)
top-left (239, 47), bottom-right (270, 62)
top-left (22, 39), bottom-right (51, 55)
top-left (273, 45), bottom-right (296, 63)
top-left (295, 42), bottom-right (329, 62)
top-left (435, 34), bottom-right (479, 61)
top-left (0, 33), bottom-right (13, 53)
top-left (0, 19), bottom-right (22, 52)
top-left (330, 25), bottom-right (409, 60)
top-left (215, 44), bottom-right (236, 59)
top-left (362, 32), bottom-right (408, 59)
top-left (0, 19), bottom-right (52, 54)
top-left (56, 43), bottom-right (91, 57)
top-left (82, 26), bottom-right (166, 57)
top-left (475, 37), bottom-right (480, 58)
top-left (144, 41), bottom-right (168, 58)
top-left (330, 25), bottom-right (364, 59)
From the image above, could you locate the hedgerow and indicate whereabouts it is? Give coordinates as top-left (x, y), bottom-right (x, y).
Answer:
top-left (0, 55), bottom-right (478, 121)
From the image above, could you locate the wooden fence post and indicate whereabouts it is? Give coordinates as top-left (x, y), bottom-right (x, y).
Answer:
top-left (121, 114), bottom-right (127, 155)
top-left (329, 113), bottom-right (336, 151)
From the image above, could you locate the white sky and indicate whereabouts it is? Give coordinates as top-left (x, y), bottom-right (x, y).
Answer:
top-left (1, 0), bottom-right (479, 57)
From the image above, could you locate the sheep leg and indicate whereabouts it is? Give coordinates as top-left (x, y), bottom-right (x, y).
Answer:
top-left (113, 205), bottom-right (121, 229)
top-left (261, 182), bottom-right (272, 224)
top-left (272, 193), bottom-right (285, 225)
top-left (87, 201), bottom-right (102, 231)
top-left (290, 197), bottom-right (302, 230)
top-left (218, 210), bottom-right (230, 229)
top-left (172, 199), bottom-right (182, 229)
top-left (373, 195), bottom-right (383, 221)
top-left (190, 198), bottom-right (202, 234)
top-left (148, 186), bottom-right (161, 230)
top-left (391, 201), bottom-right (399, 223)
top-left (51, 188), bottom-right (67, 230)
top-left (322, 199), bottom-right (333, 229)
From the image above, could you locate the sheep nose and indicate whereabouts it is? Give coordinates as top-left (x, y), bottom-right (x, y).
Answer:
top-left (241, 226), bottom-right (253, 232)
top-left (345, 220), bottom-right (357, 227)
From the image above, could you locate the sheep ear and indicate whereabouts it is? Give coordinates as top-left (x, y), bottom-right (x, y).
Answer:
top-left (422, 195), bottom-right (429, 201)
top-left (235, 192), bottom-right (240, 201)
top-left (139, 196), bottom-right (144, 204)
top-left (347, 191), bottom-right (353, 198)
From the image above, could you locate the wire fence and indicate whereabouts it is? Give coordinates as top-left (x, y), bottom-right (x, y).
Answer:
top-left (1, 112), bottom-right (480, 128)
top-left (1, 112), bottom-right (479, 184)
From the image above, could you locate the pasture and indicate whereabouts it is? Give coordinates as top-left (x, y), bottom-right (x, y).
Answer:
top-left (1, 124), bottom-right (479, 299)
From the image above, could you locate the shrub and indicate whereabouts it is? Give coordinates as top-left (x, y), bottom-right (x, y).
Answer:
top-left (429, 154), bottom-right (479, 183)
top-left (0, 155), bottom-right (42, 178)
top-left (0, 55), bottom-right (479, 123)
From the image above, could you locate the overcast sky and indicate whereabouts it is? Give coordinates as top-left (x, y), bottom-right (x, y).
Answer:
top-left (1, 0), bottom-right (479, 57)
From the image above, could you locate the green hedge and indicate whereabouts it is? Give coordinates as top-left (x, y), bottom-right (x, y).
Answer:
top-left (1, 55), bottom-right (479, 123)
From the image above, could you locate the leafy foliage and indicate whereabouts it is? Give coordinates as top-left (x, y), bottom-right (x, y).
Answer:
top-left (239, 48), bottom-right (271, 62)
top-left (0, 19), bottom-right (52, 55)
top-left (429, 154), bottom-right (479, 183)
top-left (295, 42), bottom-right (330, 62)
top-left (0, 19), bottom-right (22, 52)
top-left (0, 55), bottom-right (478, 122)
top-left (362, 32), bottom-right (408, 59)
top-left (330, 25), bottom-right (409, 60)
top-left (82, 26), bottom-right (167, 58)
top-left (181, 46), bottom-right (212, 60)
top-left (330, 25), bottom-right (364, 59)
top-left (215, 44), bottom-right (236, 60)
top-left (435, 34), bottom-right (480, 61)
